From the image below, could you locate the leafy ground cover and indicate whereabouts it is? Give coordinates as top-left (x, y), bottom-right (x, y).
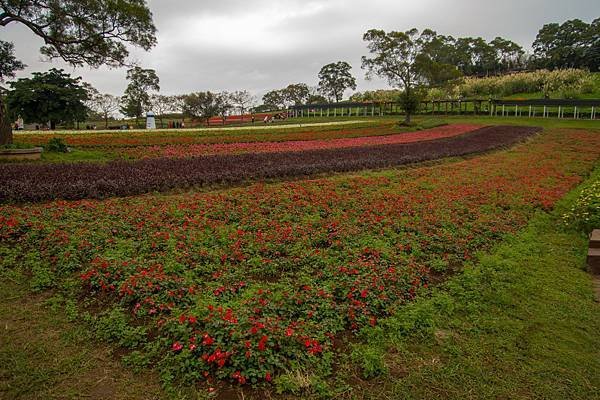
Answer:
top-left (116, 124), bottom-right (481, 159)
top-left (0, 126), bottom-right (537, 203)
top-left (1, 126), bottom-right (598, 397)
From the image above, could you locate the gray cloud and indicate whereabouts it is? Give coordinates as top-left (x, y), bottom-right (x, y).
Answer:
top-left (2, 0), bottom-right (598, 99)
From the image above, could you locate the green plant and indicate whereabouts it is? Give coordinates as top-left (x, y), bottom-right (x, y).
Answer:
top-left (93, 307), bottom-right (147, 348)
top-left (562, 178), bottom-right (600, 234)
top-left (45, 137), bottom-right (69, 153)
top-left (351, 345), bottom-right (388, 378)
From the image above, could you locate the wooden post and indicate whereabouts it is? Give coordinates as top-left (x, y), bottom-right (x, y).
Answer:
top-left (592, 106), bottom-right (595, 120)
top-left (529, 105), bottom-right (532, 118)
top-left (515, 105), bottom-right (518, 117)
top-left (574, 106), bottom-right (578, 119)
top-left (543, 106), bottom-right (547, 118)
top-left (502, 105), bottom-right (505, 117)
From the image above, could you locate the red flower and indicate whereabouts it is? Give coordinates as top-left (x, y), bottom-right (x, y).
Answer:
top-left (258, 335), bottom-right (268, 351)
top-left (171, 341), bottom-right (183, 352)
top-left (202, 334), bottom-right (214, 346)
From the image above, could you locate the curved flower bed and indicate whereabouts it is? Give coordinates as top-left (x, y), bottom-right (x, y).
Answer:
top-left (118, 124), bottom-right (482, 159)
top-left (1, 128), bottom-right (599, 388)
top-left (0, 126), bottom-right (537, 203)
top-left (14, 123), bottom-right (391, 148)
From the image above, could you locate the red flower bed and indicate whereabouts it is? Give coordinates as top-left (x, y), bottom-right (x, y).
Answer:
top-left (118, 124), bottom-right (482, 159)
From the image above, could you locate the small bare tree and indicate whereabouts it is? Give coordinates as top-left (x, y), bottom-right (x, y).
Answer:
top-left (90, 93), bottom-right (121, 129)
top-left (230, 90), bottom-right (256, 116)
top-left (150, 94), bottom-right (175, 128)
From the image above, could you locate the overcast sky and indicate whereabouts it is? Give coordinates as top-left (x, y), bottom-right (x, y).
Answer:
top-left (2, 0), bottom-right (599, 100)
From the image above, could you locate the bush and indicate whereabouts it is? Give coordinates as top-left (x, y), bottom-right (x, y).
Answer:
top-left (562, 179), bottom-right (600, 234)
top-left (45, 137), bottom-right (69, 153)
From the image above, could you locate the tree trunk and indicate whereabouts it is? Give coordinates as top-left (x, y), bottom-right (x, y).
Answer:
top-left (0, 95), bottom-right (13, 145)
top-left (404, 113), bottom-right (411, 124)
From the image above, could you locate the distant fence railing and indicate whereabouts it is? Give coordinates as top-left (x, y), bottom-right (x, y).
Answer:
top-left (289, 99), bottom-right (600, 120)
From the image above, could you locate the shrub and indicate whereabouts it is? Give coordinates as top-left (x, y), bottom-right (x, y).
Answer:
top-left (562, 178), bottom-right (600, 234)
top-left (45, 137), bottom-right (69, 153)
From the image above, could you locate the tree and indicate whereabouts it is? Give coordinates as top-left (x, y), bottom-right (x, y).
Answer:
top-left (172, 95), bottom-right (187, 124)
top-left (0, 40), bottom-right (25, 144)
top-left (262, 89), bottom-right (286, 110)
top-left (120, 67), bottom-right (159, 128)
top-left (282, 83), bottom-right (310, 106)
top-left (317, 61), bottom-right (357, 102)
top-left (182, 92), bottom-right (220, 125)
top-left (150, 94), bottom-right (176, 128)
top-left (0, 0), bottom-right (156, 144)
top-left (6, 68), bottom-right (88, 129)
top-left (308, 93), bottom-right (328, 104)
top-left (90, 93), bottom-right (121, 129)
top-left (0, 40), bottom-right (25, 82)
top-left (215, 92), bottom-right (233, 122)
top-left (362, 29), bottom-right (448, 123)
top-left (490, 37), bottom-right (525, 72)
top-left (533, 18), bottom-right (599, 71)
top-left (230, 90), bottom-right (256, 116)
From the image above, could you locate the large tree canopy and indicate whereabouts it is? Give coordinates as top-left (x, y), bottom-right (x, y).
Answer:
top-left (533, 18), bottom-right (599, 71)
top-left (0, 0), bottom-right (156, 68)
top-left (318, 61), bottom-right (357, 102)
top-left (0, 0), bottom-right (156, 144)
top-left (362, 29), bottom-right (438, 123)
top-left (6, 68), bottom-right (88, 129)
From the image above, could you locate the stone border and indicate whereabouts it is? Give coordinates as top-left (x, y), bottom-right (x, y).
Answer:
top-left (588, 229), bottom-right (600, 275)
top-left (0, 147), bottom-right (43, 160)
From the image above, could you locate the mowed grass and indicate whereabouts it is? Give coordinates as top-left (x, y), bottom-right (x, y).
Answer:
top-left (0, 280), bottom-right (165, 399)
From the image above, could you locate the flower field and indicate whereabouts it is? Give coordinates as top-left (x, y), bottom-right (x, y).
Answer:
top-left (14, 122), bottom-right (396, 148)
top-left (1, 127), bottom-right (599, 389)
top-left (0, 126), bottom-right (536, 203)
top-left (117, 124), bottom-right (481, 159)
